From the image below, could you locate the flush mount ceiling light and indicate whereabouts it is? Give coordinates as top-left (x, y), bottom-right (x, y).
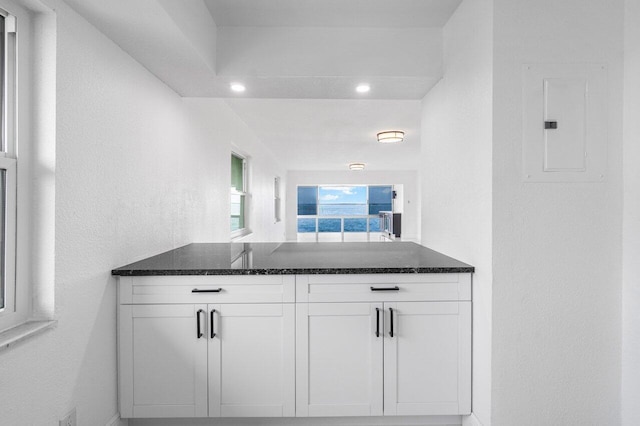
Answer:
top-left (377, 130), bottom-right (404, 143)
top-left (230, 83), bottom-right (246, 93)
top-left (356, 84), bottom-right (370, 93)
top-left (349, 163), bottom-right (365, 171)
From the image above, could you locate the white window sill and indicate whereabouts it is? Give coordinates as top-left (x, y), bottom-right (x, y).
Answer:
top-left (231, 228), bottom-right (253, 241)
top-left (0, 320), bottom-right (57, 351)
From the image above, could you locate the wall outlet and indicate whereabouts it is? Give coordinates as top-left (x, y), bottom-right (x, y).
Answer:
top-left (59, 408), bottom-right (77, 426)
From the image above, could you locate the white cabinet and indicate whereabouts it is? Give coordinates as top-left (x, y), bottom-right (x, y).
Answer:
top-left (295, 274), bottom-right (471, 417)
top-left (119, 304), bottom-right (208, 418)
top-left (117, 272), bottom-right (471, 420)
top-left (295, 303), bottom-right (383, 416)
top-left (209, 303), bottom-right (295, 417)
top-left (383, 301), bottom-right (471, 416)
top-left (118, 276), bottom-right (296, 419)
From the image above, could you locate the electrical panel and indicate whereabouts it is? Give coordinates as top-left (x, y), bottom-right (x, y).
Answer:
top-left (522, 63), bottom-right (607, 182)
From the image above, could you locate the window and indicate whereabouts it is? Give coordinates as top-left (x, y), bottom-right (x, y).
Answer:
top-left (0, 3), bottom-right (56, 343)
top-left (296, 185), bottom-right (394, 242)
top-left (230, 152), bottom-right (249, 237)
top-left (0, 9), bottom-right (17, 328)
top-left (274, 177), bottom-right (281, 223)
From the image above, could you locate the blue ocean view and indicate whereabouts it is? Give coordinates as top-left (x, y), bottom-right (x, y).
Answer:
top-left (319, 205), bottom-right (367, 215)
top-left (297, 218), bottom-right (317, 233)
top-left (297, 185), bottom-right (391, 233)
top-left (298, 215), bottom-right (382, 233)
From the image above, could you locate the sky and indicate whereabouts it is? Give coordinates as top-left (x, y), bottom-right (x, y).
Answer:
top-left (318, 186), bottom-right (367, 204)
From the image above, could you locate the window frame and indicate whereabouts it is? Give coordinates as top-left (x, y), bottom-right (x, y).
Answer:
top-left (230, 151), bottom-right (250, 239)
top-left (0, 1), bottom-right (57, 345)
top-left (274, 176), bottom-right (281, 223)
top-left (0, 158), bottom-right (17, 317)
top-left (296, 184), bottom-right (393, 242)
top-left (0, 8), bottom-right (19, 332)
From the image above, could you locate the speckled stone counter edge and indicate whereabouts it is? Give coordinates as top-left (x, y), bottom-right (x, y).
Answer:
top-left (111, 242), bottom-right (475, 276)
top-left (112, 266), bottom-right (475, 276)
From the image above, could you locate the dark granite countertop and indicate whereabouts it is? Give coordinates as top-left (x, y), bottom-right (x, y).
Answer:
top-left (111, 242), bottom-right (474, 276)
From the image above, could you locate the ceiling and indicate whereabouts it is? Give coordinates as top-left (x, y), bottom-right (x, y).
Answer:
top-left (224, 99), bottom-right (422, 171)
top-left (62, 0), bottom-right (462, 171)
top-left (203, 0), bottom-right (461, 27)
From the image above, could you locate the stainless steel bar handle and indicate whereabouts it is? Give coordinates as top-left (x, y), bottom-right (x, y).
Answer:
top-left (210, 309), bottom-right (217, 338)
top-left (389, 307), bottom-right (395, 338)
top-left (196, 309), bottom-right (205, 339)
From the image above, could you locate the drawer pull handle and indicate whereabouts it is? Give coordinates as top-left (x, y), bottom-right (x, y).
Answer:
top-left (210, 309), bottom-right (217, 338)
top-left (196, 309), bottom-right (205, 339)
top-left (370, 286), bottom-right (400, 292)
top-left (389, 307), bottom-right (395, 338)
top-left (375, 308), bottom-right (381, 338)
top-left (192, 288), bottom-right (223, 293)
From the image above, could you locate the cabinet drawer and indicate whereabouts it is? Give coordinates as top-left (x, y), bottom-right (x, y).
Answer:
top-left (118, 275), bottom-right (295, 304)
top-left (295, 273), bottom-right (471, 303)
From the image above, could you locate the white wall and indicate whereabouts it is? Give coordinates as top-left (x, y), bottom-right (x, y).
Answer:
top-left (62, 0), bottom-right (219, 98)
top-left (491, 0), bottom-right (624, 425)
top-left (185, 98), bottom-right (287, 243)
top-left (622, 0), bottom-right (640, 424)
top-left (286, 170), bottom-right (420, 242)
top-left (0, 1), bottom-right (283, 425)
top-left (419, 0), bottom-right (493, 424)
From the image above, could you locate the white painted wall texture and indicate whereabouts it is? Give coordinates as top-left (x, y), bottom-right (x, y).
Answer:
top-left (419, 1), bottom-right (493, 425)
top-left (0, 1), bottom-right (283, 425)
top-left (186, 98), bottom-right (287, 243)
top-left (622, 0), bottom-right (640, 424)
top-left (285, 170), bottom-right (420, 242)
top-left (491, 0), bottom-right (624, 425)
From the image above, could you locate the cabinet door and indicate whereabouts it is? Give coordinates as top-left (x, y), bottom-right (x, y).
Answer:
top-left (296, 303), bottom-right (383, 417)
top-left (119, 304), bottom-right (208, 418)
top-left (383, 301), bottom-right (471, 416)
top-left (208, 303), bottom-right (295, 417)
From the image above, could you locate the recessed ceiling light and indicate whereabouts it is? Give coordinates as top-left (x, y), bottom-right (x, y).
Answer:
top-left (349, 163), bottom-right (365, 171)
top-left (356, 84), bottom-right (370, 93)
top-left (230, 83), bottom-right (246, 93)
top-left (377, 131), bottom-right (404, 143)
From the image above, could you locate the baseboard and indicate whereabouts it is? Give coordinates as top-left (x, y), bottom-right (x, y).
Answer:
top-left (462, 413), bottom-right (483, 426)
top-left (128, 416), bottom-right (462, 426)
top-left (106, 413), bottom-right (128, 426)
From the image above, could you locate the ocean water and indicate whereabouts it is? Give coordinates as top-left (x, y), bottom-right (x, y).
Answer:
top-left (297, 216), bottom-right (382, 233)
top-left (319, 205), bottom-right (367, 216)
top-left (297, 201), bottom-right (390, 233)
top-left (298, 218), bottom-right (317, 233)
